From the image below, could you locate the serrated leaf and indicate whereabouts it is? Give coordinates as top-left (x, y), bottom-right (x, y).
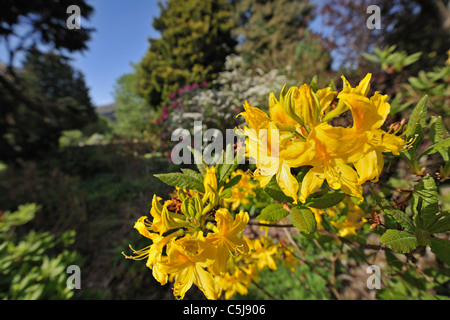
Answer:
top-left (420, 137), bottom-right (450, 159)
top-left (430, 238), bottom-right (450, 265)
top-left (154, 172), bottom-right (205, 193)
top-left (428, 116), bottom-right (449, 162)
top-left (411, 175), bottom-right (439, 229)
top-left (306, 191), bottom-right (346, 209)
top-left (290, 206), bottom-right (317, 234)
top-left (406, 96), bottom-right (428, 139)
top-left (372, 191), bottom-right (415, 231)
top-left (180, 168), bottom-right (203, 181)
top-left (429, 116), bottom-right (446, 144)
top-left (408, 123), bottom-right (425, 156)
top-left (380, 229), bottom-right (418, 253)
top-left (256, 203), bottom-right (289, 222)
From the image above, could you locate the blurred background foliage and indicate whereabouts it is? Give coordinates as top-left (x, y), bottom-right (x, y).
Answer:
top-left (0, 0), bottom-right (449, 300)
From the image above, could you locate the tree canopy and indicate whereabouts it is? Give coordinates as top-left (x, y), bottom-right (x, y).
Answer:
top-left (136, 0), bottom-right (237, 108)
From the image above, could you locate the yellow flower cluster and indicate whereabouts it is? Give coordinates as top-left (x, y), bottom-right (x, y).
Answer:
top-left (240, 74), bottom-right (406, 203)
top-left (123, 167), bottom-right (250, 300)
top-left (312, 197), bottom-right (367, 238)
top-left (224, 169), bottom-right (259, 210)
top-left (215, 236), bottom-right (297, 300)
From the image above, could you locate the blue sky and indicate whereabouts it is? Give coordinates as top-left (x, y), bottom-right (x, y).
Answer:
top-left (71, 0), bottom-right (325, 107)
top-left (71, 0), bottom-right (162, 106)
top-left (0, 0), bottom-right (330, 107)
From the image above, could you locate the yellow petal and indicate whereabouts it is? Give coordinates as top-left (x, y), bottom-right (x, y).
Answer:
top-left (194, 264), bottom-right (221, 300)
top-left (317, 87), bottom-right (336, 117)
top-left (300, 167), bottom-right (325, 203)
top-left (276, 161), bottom-right (299, 202)
top-left (239, 100), bottom-right (270, 130)
top-left (269, 92), bottom-right (298, 126)
top-left (134, 216), bottom-right (154, 239)
top-left (354, 150), bottom-right (384, 184)
top-left (334, 161), bottom-right (363, 202)
top-left (294, 83), bottom-right (320, 126)
top-left (281, 139), bottom-right (315, 168)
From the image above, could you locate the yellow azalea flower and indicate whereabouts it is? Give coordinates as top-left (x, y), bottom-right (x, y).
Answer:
top-left (292, 83), bottom-right (321, 126)
top-left (149, 195), bottom-right (189, 235)
top-left (125, 219), bottom-right (184, 285)
top-left (337, 75), bottom-right (405, 183)
top-left (282, 246), bottom-right (300, 273)
top-left (239, 100), bottom-right (271, 131)
top-left (216, 268), bottom-right (252, 300)
top-left (317, 87), bottom-right (336, 117)
top-left (299, 123), bottom-right (363, 203)
top-left (224, 169), bottom-right (257, 211)
top-left (242, 103), bottom-right (314, 202)
top-left (158, 236), bottom-right (221, 300)
top-left (281, 83), bottom-right (337, 128)
top-left (310, 207), bottom-right (324, 229)
top-left (245, 236), bottom-right (278, 271)
top-left (330, 202), bottom-right (367, 238)
top-left (134, 216), bottom-right (153, 239)
top-left (269, 91), bottom-right (297, 126)
top-left (313, 197), bottom-right (367, 238)
top-left (206, 209), bottom-right (249, 275)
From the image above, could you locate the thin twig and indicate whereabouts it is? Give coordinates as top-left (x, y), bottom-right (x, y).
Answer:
top-left (317, 228), bottom-right (389, 252)
top-left (281, 227), bottom-right (342, 300)
top-left (251, 280), bottom-right (279, 300)
top-left (248, 221), bottom-right (294, 228)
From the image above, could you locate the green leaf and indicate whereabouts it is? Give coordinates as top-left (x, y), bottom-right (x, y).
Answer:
top-left (222, 174), bottom-right (241, 190)
top-left (408, 77), bottom-right (429, 90)
top-left (290, 206), bottom-right (317, 234)
top-left (406, 96), bottom-right (428, 139)
top-left (188, 146), bottom-right (207, 176)
top-left (429, 116), bottom-right (446, 144)
top-left (428, 116), bottom-right (449, 161)
top-left (256, 203), bottom-right (289, 223)
top-left (414, 229), bottom-right (431, 246)
top-left (372, 191), bottom-right (415, 231)
top-left (430, 238), bottom-right (450, 265)
top-left (306, 191), bottom-right (346, 209)
top-left (411, 175), bottom-right (440, 229)
top-left (419, 137), bottom-right (450, 159)
top-left (263, 176), bottom-right (294, 203)
top-left (380, 229), bottom-right (418, 253)
top-left (427, 211), bottom-right (450, 234)
top-left (219, 188), bottom-right (232, 200)
top-left (217, 143), bottom-right (238, 185)
top-left (408, 123), bottom-right (425, 156)
top-left (180, 168), bottom-right (203, 181)
top-left (154, 172), bottom-right (205, 193)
